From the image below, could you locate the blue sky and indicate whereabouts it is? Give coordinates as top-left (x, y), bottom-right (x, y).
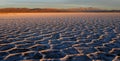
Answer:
top-left (0, 0), bottom-right (120, 9)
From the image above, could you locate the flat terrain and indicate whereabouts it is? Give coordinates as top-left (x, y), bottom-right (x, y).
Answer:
top-left (0, 13), bottom-right (120, 61)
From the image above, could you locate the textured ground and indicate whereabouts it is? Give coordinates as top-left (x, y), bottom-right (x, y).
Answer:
top-left (0, 13), bottom-right (120, 61)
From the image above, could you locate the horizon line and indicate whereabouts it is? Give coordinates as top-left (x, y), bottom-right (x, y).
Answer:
top-left (0, 7), bottom-right (120, 10)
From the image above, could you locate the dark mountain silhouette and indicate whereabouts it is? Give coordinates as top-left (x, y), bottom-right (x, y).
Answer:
top-left (0, 7), bottom-right (120, 13)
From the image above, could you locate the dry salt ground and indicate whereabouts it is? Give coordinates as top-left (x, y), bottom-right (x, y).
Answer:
top-left (0, 13), bottom-right (120, 61)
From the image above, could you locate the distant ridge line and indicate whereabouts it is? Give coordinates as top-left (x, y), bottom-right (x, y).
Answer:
top-left (0, 7), bottom-right (120, 13)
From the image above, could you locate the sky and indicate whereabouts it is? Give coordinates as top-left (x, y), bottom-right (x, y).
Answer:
top-left (0, 0), bottom-right (120, 10)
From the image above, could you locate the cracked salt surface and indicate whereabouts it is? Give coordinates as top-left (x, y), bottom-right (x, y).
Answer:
top-left (0, 13), bottom-right (120, 61)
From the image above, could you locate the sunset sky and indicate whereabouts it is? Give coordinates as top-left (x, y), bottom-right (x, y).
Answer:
top-left (0, 0), bottom-right (120, 10)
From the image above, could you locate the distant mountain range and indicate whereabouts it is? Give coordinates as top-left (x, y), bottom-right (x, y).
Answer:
top-left (0, 7), bottom-right (120, 13)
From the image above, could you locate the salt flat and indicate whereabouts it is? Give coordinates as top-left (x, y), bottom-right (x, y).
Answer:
top-left (0, 13), bottom-right (120, 61)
